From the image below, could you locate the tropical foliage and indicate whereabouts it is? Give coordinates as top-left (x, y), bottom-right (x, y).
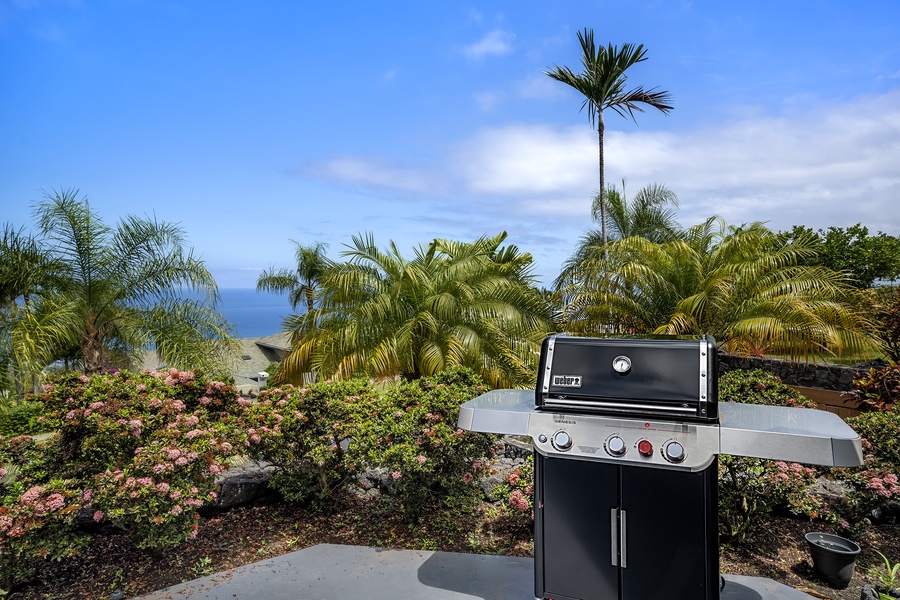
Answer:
top-left (545, 28), bottom-right (672, 249)
top-left (780, 224), bottom-right (900, 288)
top-left (277, 232), bottom-right (553, 388)
top-left (0, 190), bottom-right (234, 386)
top-left (556, 217), bottom-right (877, 360)
top-left (0, 224), bottom-right (60, 397)
top-left (858, 285), bottom-right (900, 361)
top-left (559, 181), bottom-right (681, 287)
top-left (256, 241), bottom-right (331, 315)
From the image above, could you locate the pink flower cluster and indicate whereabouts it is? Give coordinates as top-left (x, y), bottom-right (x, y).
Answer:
top-left (17, 486), bottom-right (68, 516)
top-left (424, 412), bottom-right (442, 421)
top-left (866, 473), bottom-right (900, 498)
top-left (164, 368), bottom-right (196, 387)
top-left (508, 490), bottom-right (529, 512)
top-left (206, 381), bottom-right (226, 394)
top-left (772, 461), bottom-right (815, 483)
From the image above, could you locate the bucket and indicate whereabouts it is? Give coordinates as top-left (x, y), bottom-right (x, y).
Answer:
top-left (805, 532), bottom-right (861, 589)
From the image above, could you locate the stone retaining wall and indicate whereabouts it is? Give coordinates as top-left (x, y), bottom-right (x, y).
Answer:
top-left (717, 353), bottom-right (866, 392)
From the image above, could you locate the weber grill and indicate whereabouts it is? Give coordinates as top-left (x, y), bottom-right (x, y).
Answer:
top-left (458, 335), bottom-right (864, 600)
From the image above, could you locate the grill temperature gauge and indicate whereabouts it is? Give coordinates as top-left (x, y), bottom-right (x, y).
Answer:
top-left (612, 355), bottom-right (632, 374)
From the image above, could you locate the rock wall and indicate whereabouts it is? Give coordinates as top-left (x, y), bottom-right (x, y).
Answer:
top-left (717, 353), bottom-right (872, 392)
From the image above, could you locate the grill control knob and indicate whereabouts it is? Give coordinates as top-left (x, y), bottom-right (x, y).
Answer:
top-left (664, 441), bottom-right (686, 463)
top-left (637, 439), bottom-right (654, 457)
top-left (606, 435), bottom-right (627, 456)
top-left (552, 430), bottom-right (573, 451)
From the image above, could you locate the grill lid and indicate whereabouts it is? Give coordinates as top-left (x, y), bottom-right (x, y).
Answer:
top-left (536, 335), bottom-right (718, 422)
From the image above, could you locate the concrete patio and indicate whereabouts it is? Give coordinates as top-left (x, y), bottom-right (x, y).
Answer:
top-left (136, 543), bottom-right (819, 600)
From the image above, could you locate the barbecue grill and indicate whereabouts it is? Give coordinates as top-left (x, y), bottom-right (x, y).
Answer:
top-left (458, 335), bottom-right (864, 600)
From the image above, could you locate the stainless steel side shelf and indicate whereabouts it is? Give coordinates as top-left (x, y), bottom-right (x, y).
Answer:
top-left (458, 390), bottom-right (864, 468)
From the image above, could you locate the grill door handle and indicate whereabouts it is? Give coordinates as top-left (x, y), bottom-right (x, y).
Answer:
top-left (619, 509), bottom-right (627, 568)
top-left (610, 508), bottom-right (618, 566)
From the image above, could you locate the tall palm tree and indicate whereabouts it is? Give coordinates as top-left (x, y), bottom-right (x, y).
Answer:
top-left (558, 218), bottom-right (876, 361)
top-left (278, 232), bottom-right (553, 388)
top-left (545, 28), bottom-right (673, 254)
top-left (256, 241), bottom-right (331, 315)
top-left (15, 189), bottom-right (234, 374)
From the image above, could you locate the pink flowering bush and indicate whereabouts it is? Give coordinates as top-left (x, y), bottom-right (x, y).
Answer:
top-left (0, 435), bottom-right (87, 588)
top-left (352, 368), bottom-right (494, 516)
top-left (38, 369), bottom-right (242, 478)
top-left (0, 369), bottom-right (243, 587)
top-left (238, 378), bottom-right (374, 509)
top-left (491, 454), bottom-right (534, 530)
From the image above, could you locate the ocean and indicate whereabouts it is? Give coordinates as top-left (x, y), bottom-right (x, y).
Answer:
top-left (215, 288), bottom-right (297, 338)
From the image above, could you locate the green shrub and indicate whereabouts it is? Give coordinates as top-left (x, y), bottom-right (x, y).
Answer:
top-left (834, 407), bottom-right (900, 525)
top-left (354, 367), bottom-right (495, 516)
top-left (718, 369), bottom-right (817, 408)
top-left (0, 458), bottom-right (87, 589)
top-left (0, 369), bottom-right (244, 590)
top-left (240, 378), bottom-right (375, 508)
top-left (0, 402), bottom-right (48, 437)
top-left (717, 369), bottom-right (822, 542)
top-left (848, 407), bottom-right (900, 469)
top-left (491, 453), bottom-right (534, 530)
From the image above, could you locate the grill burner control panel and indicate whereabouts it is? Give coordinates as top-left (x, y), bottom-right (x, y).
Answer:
top-left (529, 411), bottom-right (720, 472)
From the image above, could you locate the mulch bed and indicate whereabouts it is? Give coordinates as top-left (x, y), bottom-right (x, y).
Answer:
top-left (9, 496), bottom-right (898, 600)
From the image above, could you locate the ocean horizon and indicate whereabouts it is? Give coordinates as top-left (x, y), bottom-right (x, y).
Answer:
top-left (215, 288), bottom-right (297, 338)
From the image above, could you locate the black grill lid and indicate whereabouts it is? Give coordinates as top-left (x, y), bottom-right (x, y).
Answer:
top-left (535, 335), bottom-right (718, 422)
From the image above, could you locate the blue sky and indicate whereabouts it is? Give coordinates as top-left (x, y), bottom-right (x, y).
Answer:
top-left (2, 1), bottom-right (899, 289)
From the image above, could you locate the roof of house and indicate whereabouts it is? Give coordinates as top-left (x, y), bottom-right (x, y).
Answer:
top-left (135, 332), bottom-right (294, 394)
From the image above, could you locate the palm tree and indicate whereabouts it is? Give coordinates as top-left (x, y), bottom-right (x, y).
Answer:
top-left (545, 28), bottom-right (673, 254)
top-left (557, 218), bottom-right (876, 361)
top-left (556, 181), bottom-right (681, 291)
top-left (278, 232), bottom-right (553, 388)
top-left (600, 180), bottom-right (681, 242)
top-left (0, 224), bottom-right (61, 396)
top-left (14, 189), bottom-right (234, 374)
top-left (256, 241), bottom-right (331, 315)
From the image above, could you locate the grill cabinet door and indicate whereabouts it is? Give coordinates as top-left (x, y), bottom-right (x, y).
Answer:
top-left (537, 455), bottom-right (619, 600)
top-left (619, 461), bottom-right (719, 600)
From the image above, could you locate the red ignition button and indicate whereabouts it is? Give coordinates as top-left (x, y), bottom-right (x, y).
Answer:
top-left (637, 440), bottom-right (654, 457)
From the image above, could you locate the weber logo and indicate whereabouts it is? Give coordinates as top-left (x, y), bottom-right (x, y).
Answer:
top-left (552, 374), bottom-right (582, 388)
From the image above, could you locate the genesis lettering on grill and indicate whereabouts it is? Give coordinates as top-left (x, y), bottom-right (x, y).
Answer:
top-left (552, 374), bottom-right (582, 388)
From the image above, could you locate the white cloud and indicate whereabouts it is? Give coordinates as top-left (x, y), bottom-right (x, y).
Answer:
top-left (462, 30), bottom-right (514, 60)
top-left (301, 156), bottom-right (441, 196)
top-left (449, 90), bottom-right (900, 234)
top-left (298, 89), bottom-right (900, 284)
